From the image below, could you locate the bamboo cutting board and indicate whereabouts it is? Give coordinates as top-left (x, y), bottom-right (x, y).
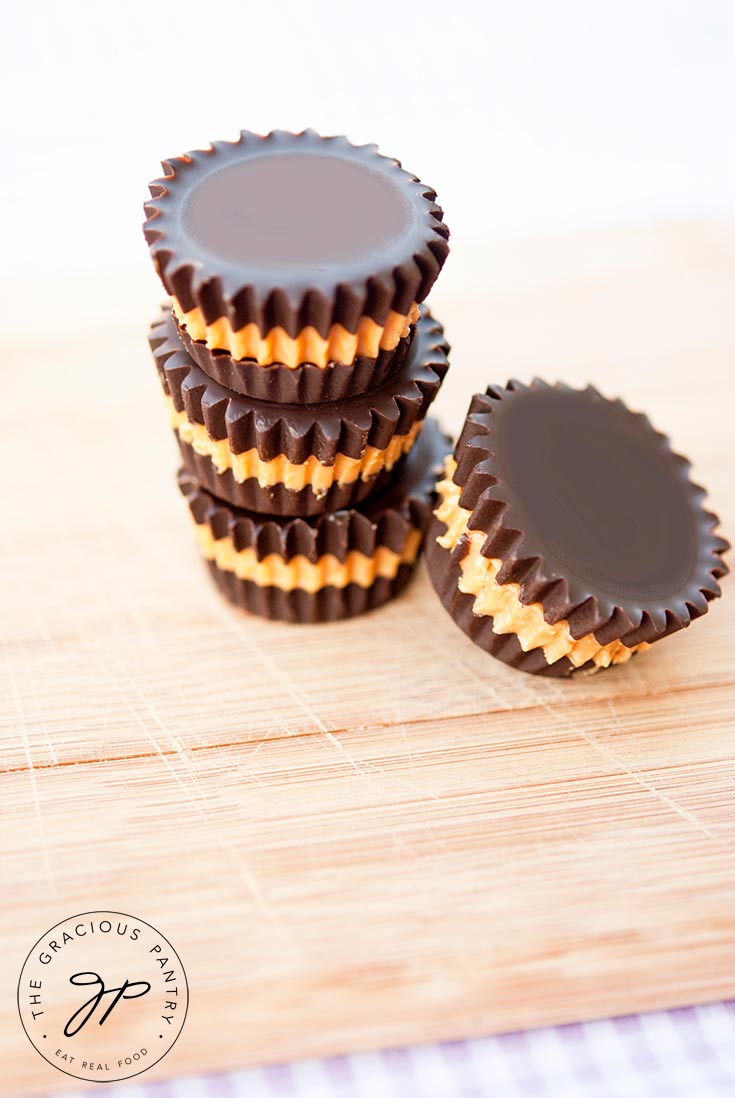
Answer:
top-left (2, 223), bottom-right (735, 1094)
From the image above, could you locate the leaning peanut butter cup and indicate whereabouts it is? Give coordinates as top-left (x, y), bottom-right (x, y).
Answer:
top-left (143, 130), bottom-right (449, 375)
top-left (427, 380), bottom-right (728, 677)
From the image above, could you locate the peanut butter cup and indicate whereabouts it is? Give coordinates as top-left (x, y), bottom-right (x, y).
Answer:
top-left (144, 130), bottom-right (449, 373)
top-left (179, 419), bottom-right (450, 622)
top-left (149, 306), bottom-right (449, 516)
top-left (427, 381), bottom-right (728, 676)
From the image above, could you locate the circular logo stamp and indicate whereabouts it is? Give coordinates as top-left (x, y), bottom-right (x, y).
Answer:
top-left (17, 911), bottom-right (188, 1083)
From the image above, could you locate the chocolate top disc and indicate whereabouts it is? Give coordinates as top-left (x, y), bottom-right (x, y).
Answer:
top-left (144, 130), bottom-right (450, 336)
top-left (183, 154), bottom-right (411, 267)
top-left (452, 381), bottom-right (728, 645)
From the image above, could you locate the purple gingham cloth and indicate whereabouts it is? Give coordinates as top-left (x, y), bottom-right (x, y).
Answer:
top-left (48, 1001), bottom-right (735, 1098)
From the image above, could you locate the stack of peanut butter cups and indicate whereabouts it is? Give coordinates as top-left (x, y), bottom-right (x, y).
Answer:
top-left (143, 130), bottom-right (451, 622)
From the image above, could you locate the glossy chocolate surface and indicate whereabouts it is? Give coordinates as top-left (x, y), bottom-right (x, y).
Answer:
top-left (183, 154), bottom-right (411, 268)
top-left (495, 387), bottom-right (696, 602)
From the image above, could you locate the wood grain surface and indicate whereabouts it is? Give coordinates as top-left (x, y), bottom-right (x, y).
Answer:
top-left (2, 223), bottom-right (734, 1094)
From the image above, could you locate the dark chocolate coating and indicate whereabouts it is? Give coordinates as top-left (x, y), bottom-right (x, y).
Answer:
top-left (179, 419), bottom-right (452, 623)
top-left (176, 315), bottom-right (415, 402)
top-left (205, 562), bottom-right (416, 623)
top-left (150, 305), bottom-right (449, 514)
top-left (144, 130), bottom-right (449, 336)
top-left (444, 380), bottom-right (728, 652)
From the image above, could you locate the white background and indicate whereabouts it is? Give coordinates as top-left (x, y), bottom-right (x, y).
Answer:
top-left (2, 0), bottom-right (734, 278)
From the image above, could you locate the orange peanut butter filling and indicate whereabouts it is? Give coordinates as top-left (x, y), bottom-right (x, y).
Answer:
top-left (435, 459), bottom-right (649, 671)
top-left (166, 397), bottom-right (422, 497)
top-left (171, 299), bottom-right (420, 368)
top-left (192, 522), bottom-right (422, 593)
